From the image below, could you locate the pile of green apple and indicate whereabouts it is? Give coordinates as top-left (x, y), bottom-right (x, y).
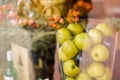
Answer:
top-left (86, 23), bottom-right (112, 80)
top-left (56, 22), bottom-right (112, 80)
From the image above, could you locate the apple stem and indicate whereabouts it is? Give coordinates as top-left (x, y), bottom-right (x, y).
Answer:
top-left (72, 65), bottom-right (75, 69)
top-left (95, 53), bottom-right (98, 57)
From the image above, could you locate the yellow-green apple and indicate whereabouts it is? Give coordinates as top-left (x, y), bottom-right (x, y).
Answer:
top-left (91, 44), bottom-right (109, 62)
top-left (61, 40), bottom-right (78, 59)
top-left (88, 28), bottom-right (103, 45)
top-left (87, 62), bottom-right (105, 78)
top-left (67, 23), bottom-right (84, 36)
top-left (65, 77), bottom-right (75, 80)
top-left (56, 28), bottom-right (72, 45)
top-left (76, 73), bottom-right (91, 80)
top-left (73, 33), bottom-right (93, 51)
top-left (97, 67), bottom-right (111, 80)
top-left (58, 47), bottom-right (69, 62)
top-left (63, 59), bottom-right (80, 77)
top-left (96, 23), bottom-right (112, 36)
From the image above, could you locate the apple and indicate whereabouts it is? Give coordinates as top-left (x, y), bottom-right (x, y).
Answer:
top-left (56, 28), bottom-right (72, 45)
top-left (73, 33), bottom-right (93, 51)
top-left (58, 47), bottom-right (69, 62)
top-left (76, 73), bottom-right (91, 80)
top-left (96, 23), bottom-right (112, 36)
top-left (97, 67), bottom-right (111, 80)
top-left (87, 62), bottom-right (105, 78)
top-left (61, 40), bottom-right (78, 59)
top-left (63, 59), bottom-right (80, 77)
top-left (88, 28), bottom-right (103, 45)
top-left (91, 44), bottom-right (109, 62)
top-left (67, 23), bottom-right (84, 36)
top-left (65, 77), bottom-right (75, 80)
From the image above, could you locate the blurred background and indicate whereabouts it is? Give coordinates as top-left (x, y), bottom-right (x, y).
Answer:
top-left (89, 0), bottom-right (120, 18)
top-left (0, 0), bottom-right (120, 80)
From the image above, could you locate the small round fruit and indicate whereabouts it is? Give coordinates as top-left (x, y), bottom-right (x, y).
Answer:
top-left (76, 73), bottom-right (91, 80)
top-left (96, 23), bottom-right (112, 36)
top-left (87, 62), bottom-right (105, 78)
top-left (91, 44), bottom-right (109, 62)
top-left (67, 23), bottom-right (84, 36)
top-left (88, 28), bottom-right (103, 45)
top-left (63, 59), bottom-right (80, 77)
top-left (61, 40), bottom-right (78, 59)
top-left (97, 67), bottom-right (111, 80)
top-left (58, 47), bottom-right (69, 62)
top-left (73, 33), bottom-right (93, 51)
top-left (56, 28), bottom-right (72, 45)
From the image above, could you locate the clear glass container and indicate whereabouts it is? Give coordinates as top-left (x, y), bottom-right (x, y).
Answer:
top-left (56, 19), bottom-right (119, 80)
top-left (80, 19), bottom-right (118, 80)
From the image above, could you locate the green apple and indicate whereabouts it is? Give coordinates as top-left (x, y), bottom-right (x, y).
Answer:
top-left (73, 33), bottom-right (93, 51)
top-left (97, 67), bottom-right (111, 80)
top-left (65, 77), bottom-right (75, 80)
top-left (67, 23), bottom-right (84, 36)
top-left (88, 28), bottom-right (103, 45)
top-left (76, 73), bottom-right (91, 80)
top-left (87, 62), bottom-right (105, 78)
top-left (56, 28), bottom-right (72, 45)
top-left (96, 23), bottom-right (112, 36)
top-left (58, 47), bottom-right (69, 62)
top-left (63, 59), bottom-right (80, 77)
top-left (61, 40), bottom-right (78, 59)
top-left (91, 44), bottom-right (109, 62)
